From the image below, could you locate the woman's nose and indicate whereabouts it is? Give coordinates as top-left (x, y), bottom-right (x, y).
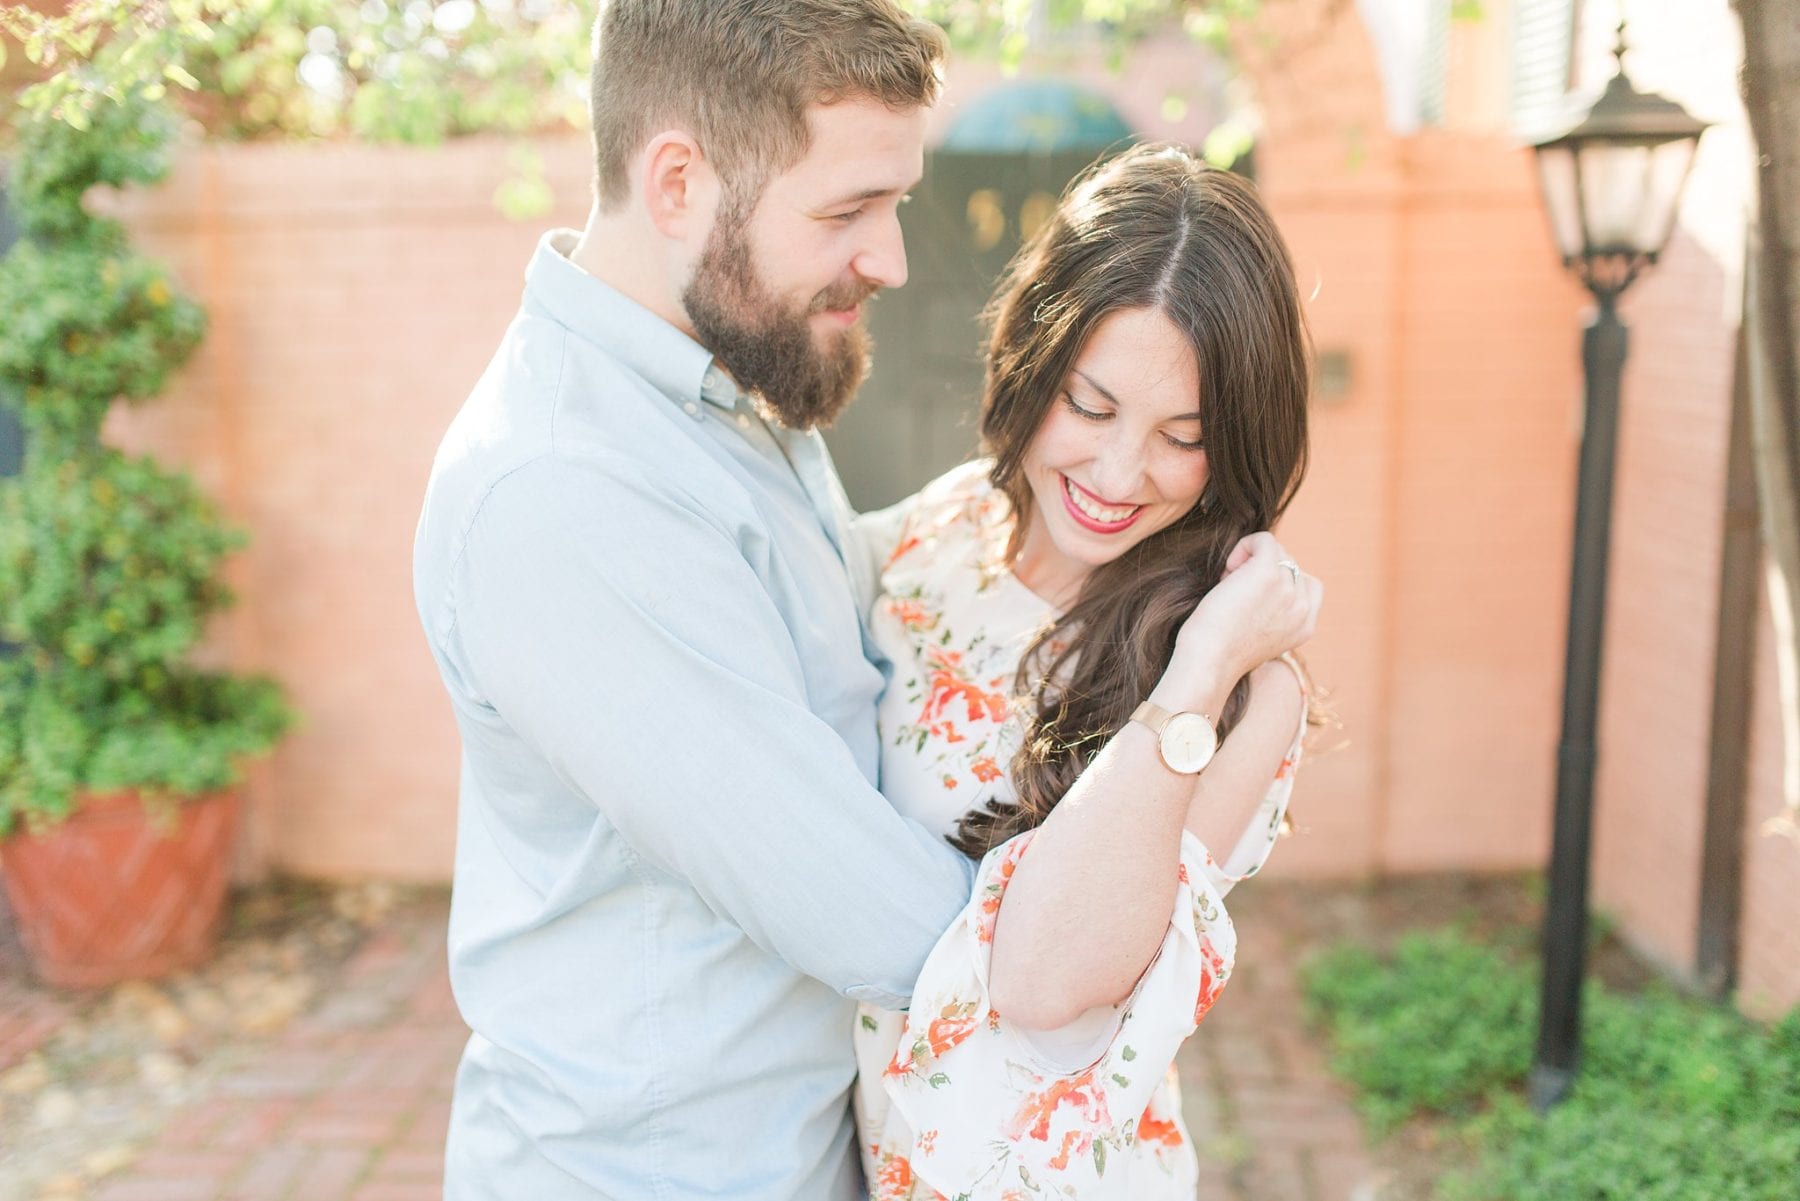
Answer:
top-left (1088, 437), bottom-right (1146, 502)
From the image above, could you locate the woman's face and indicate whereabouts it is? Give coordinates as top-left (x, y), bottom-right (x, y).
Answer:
top-left (1012, 306), bottom-right (1210, 602)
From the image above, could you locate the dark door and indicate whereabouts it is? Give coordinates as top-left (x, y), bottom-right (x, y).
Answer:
top-left (825, 148), bottom-right (1112, 510)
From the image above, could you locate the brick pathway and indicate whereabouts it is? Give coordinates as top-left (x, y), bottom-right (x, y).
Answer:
top-left (19, 885), bottom-right (1381, 1201)
top-left (71, 912), bottom-right (463, 1201)
top-left (1175, 887), bottom-right (1384, 1201)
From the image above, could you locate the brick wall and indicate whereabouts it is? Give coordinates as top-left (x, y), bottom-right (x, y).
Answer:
top-left (104, 137), bottom-right (598, 880)
top-left (85, 0), bottom-right (1797, 1014)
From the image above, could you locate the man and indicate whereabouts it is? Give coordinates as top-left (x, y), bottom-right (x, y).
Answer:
top-left (411, 3), bottom-right (975, 1198)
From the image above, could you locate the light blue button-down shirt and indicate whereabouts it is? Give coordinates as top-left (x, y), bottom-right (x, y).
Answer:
top-left (413, 232), bottom-right (976, 1200)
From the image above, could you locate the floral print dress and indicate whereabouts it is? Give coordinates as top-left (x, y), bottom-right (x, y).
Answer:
top-left (851, 461), bottom-right (1307, 1201)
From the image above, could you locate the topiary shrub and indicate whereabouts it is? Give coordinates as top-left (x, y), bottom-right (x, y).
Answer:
top-left (0, 91), bottom-right (292, 834)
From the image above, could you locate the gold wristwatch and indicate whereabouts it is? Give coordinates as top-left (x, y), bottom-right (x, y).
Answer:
top-left (1129, 701), bottom-right (1218, 775)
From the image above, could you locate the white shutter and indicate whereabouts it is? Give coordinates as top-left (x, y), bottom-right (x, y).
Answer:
top-left (1512, 0), bottom-right (1578, 136)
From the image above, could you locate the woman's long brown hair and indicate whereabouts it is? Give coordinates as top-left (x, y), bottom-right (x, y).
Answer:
top-left (950, 144), bottom-right (1313, 858)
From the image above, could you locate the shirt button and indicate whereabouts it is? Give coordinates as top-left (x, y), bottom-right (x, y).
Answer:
top-left (683, 402), bottom-right (699, 418)
top-left (736, 413), bottom-right (751, 429)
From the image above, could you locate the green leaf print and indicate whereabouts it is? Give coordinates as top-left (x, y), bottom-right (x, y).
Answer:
top-left (860, 1014), bottom-right (878, 1032)
top-left (1093, 1138), bottom-right (1107, 1177)
top-left (1111, 1073), bottom-right (1131, 1088)
top-left (1121, 1045), bottom-right (1137, 1061)
top-left (928, 1072), bottom-right (950, 1088)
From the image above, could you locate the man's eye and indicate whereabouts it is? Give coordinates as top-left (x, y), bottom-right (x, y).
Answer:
top-left (830, 208), bottom-right (863, 223)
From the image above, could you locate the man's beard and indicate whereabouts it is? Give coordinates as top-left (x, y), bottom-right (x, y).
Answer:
top-left (682, 212), bottom-right (876, 430)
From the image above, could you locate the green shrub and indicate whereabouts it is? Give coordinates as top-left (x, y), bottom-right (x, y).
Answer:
top-left (0, 89), bottom-right (292, 834)
top-left (1303, 929), bottom-right (1537, 1132)
top-left (1304, 927), bottom-right (1800, 1200)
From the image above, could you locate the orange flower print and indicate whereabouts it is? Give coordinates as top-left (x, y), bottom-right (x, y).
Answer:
top-left (1275, 752), bottom-right (1298, 781)
top-left (926, 1000), bottom-right (979, 1057)
top-left (1195, 936), bottom-right (1227, 1024)
top-left (885, 534), bottom-right (921, 569)
top-left (941, 774), bottom-right (958, 790)
top-left (920, 647), bottom-right (1009, 727)
top-left (975, 834), bottom-right (1034, 944)
top-left (1047, 1128), bottom-right (1092, 1171)
top-left (916, 1129), bottom-right (937, 1155)
top-left (875, 1153), bottom-right (913, 1200)
top-left (1005, 1069), bottom-right (1114, 1144)
top-left (971, 756), bottom-right (1001, 783)
top-left (1137, 1105), bottom-right (1184, 1147)
top-left (887, 597), bottom-right (934, 631)
top-left (1177, 863), bottom-right (1191, 887)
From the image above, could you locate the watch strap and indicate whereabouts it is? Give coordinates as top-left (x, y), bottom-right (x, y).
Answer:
top-left (1129, 700), bottom-right (1175, 736)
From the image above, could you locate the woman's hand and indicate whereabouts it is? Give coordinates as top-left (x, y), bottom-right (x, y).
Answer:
top-left (1164, 533), bottom-right (1321, 694)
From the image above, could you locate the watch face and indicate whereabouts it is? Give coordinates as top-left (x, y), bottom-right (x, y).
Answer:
top-left (1160, 713), bottom-right (1218, 774)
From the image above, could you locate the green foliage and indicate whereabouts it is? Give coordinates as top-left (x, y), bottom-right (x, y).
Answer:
top-left (1302, 929), bottom-right (1537, 1132)
top-left (6, 2), bottom-right (1257, 144)
top-left (1304, 928), bottom-right (1800, 1201)
top-left (5, 0), bottom-right (597, 145)
top-left (0, 80), bottom-right (292, 834)
top-left (910, 0), bottom-right (1257, 67)
top-left (6, 89), bottom-right (179, 239)
top-left (0, 240), bottom-right (206, 440)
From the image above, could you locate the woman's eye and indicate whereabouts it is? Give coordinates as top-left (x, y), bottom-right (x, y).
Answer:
top-left (1061, 393), bottom-right (1108, 421)
top-left (1164, 433), bottom-right (1206, 452)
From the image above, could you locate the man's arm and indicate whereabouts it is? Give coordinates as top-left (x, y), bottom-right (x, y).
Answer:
top-left (441, 453), bottom-right (974, 1008)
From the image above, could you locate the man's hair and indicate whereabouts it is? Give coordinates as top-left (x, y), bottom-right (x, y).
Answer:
top-left (589, 0), bottom-right (946, 212)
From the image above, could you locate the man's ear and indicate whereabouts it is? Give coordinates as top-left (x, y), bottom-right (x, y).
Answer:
top-left (639, 131), bottom-right (717, 242)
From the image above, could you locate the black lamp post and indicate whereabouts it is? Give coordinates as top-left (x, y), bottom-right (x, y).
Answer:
top-left (1527, 21), bottom-right (1710, 1112)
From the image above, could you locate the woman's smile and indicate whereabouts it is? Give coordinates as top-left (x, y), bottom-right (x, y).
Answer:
top-left (1060, 474), bottom-right (1143, 532)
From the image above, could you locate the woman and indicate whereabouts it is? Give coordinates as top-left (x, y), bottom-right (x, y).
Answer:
top-left (851, 143), bottom-right (1320, 1200)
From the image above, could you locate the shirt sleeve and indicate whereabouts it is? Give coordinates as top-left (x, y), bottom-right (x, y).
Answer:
top-left (441, 452), bottom-right (975, 1009)
top-left (848, 495), bottom-right (916, 613)
top-left (878, 828), bottom-right (1237, 1196)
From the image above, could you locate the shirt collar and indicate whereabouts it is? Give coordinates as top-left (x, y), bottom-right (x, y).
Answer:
top-left (524, 230), bottom-right (744, 415)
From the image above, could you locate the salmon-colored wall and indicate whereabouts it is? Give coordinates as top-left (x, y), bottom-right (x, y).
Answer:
top-left (103, 139), bottom-right (599, 879)
top-left (1741, 591), bottom-right (1800, 1018)
top-left (84, 0), bottom-right (1796, 1014)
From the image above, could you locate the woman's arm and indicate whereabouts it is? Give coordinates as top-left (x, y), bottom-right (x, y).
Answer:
top-left (1183, 658), bottom-right (1305, 859)
top-left (987, 534), bottom-right (1318, 1030)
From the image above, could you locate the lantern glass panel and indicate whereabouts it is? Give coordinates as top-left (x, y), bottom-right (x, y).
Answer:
top-left (1534, 145), bottom-right (1584, 261)
top-left (1574, 141), bottom-right (1654, 252)
top-left (1639, 136), bottom-right (1700, 257)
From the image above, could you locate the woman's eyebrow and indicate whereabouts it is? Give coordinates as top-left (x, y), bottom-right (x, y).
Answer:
top-left (1072, 370), bottom-right (1119, 405)
top-left (1073, 369), bottom-right (1203, 420)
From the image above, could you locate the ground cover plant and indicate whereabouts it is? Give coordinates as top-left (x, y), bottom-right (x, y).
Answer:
top-left (1303, 927), bottom-right (1800, 1200)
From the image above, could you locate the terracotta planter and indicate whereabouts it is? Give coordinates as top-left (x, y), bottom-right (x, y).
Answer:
top-left (0, 791), bottom-right (238, 989)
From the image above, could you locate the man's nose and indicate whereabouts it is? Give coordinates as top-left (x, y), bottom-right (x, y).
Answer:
top-left (854, 211), bottom-right (909, 291)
